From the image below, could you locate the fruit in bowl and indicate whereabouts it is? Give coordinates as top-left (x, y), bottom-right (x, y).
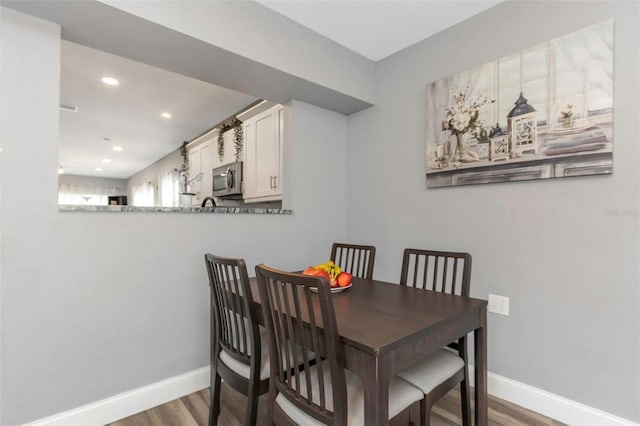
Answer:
top-left (337, 272), bottom-right (352, 287)
top-left (302, 261), bottom-right (347, 288)
top-left (302, 266), bottom-right (329, 279)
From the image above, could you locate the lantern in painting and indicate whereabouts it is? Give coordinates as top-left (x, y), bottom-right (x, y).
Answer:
top-left (507, 93), bottom-right (537, 154)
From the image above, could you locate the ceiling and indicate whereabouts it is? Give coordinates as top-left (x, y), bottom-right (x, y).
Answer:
top-left (59, 41), bottom-right (257, 179)
top-left (58, 1), bottom-right (503, 179)
top-left (256, 0), bottom-right (504, 61)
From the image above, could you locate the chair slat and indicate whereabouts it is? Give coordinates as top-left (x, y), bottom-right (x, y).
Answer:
top-left (222, 265), bottom-right (241, 354)
top-left (400, 249), bottom-right (471, 296)
top-left (330, 242), bottom-right (376, 279)
top-left (281, 282), bottom-right (299, 396)
top-left (437, 256), bottom-right (444, 293)
top-left (292, 287), bottom-right (314, 406)
top-left (451, 258), bottom-right (459, 294)
top-left (214, 264), bottom-right (231, 352)
top-left (231, 266), bottom-right (248, 354)
top-left (272, 280), bottom-right (289, 382)
top-left (305, 285), bottom-right (325, 411)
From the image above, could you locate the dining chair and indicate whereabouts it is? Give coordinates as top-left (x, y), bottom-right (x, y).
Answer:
top-left (396, 249), bottom-right (472, 426)
top-left (204, 253), bottom-right (269, 426)
top-left (330, 242), bottom-right (376, 279)
top-left (255, 263), bottom-right (422, 426)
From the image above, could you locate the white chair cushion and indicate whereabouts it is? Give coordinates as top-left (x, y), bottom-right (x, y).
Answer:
top-left (396, 349), bottom-right (465, 394)
top-left (218, 326), bottom-right (270, 380)
top-left (219, 325), bottom-right (315, 381)
top-left (275, 360), bottom-right (423, 426)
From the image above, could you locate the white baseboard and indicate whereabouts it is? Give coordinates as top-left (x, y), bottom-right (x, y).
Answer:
top-left (23, 367), bottom-right (210, 426)
top-left (469, 365), bottom-right (639, 426)
top-left (23, 365), bottom-right (638, 426)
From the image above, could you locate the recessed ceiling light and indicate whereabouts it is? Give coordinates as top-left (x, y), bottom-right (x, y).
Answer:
top-left (101, 77), bottom-right (119, 86)
top-left (102, 158), bottom-right (111, 163)
top-left (95, 167), bottom-right (104, 172)
top-left (161, 112), bottom-right (172, 118)
top-left (112, 146), bottom-right (123, 152)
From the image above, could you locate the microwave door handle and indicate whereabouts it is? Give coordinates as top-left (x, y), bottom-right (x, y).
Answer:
top-left (225, 167), bottom-right (233, 190)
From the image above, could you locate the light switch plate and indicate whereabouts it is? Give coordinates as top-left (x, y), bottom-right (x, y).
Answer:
top-left (488, 294), bottom-right (509, 316)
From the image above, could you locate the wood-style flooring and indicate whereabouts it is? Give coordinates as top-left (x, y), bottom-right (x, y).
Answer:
top-left (108, 383), bottom-right (566, 426)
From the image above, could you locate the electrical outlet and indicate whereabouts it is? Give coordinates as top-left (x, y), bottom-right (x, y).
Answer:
top-left (488, 294), bottom-right (509, 316)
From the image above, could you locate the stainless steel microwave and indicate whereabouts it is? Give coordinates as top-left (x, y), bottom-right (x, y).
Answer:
top-left (212, 161), bottom-right (243, 198)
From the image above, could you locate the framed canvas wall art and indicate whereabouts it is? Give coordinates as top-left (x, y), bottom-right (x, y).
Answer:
top-left (426, 20), bottom-right (613, 188)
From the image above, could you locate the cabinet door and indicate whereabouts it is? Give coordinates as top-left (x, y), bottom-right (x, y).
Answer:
top-left (188, 145), bottom-right (201, 198)
top-left (188, 140), bottom-right (213, 205)
top-left (199, 142), bottom-right (213, 202)
top-left (243, 106), bottom-right (283, 202)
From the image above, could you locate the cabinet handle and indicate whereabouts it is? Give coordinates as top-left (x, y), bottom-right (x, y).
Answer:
top-left (270, 175), bottom-right (274, 189)
top-left (273, 175), bottom-right (278, 189)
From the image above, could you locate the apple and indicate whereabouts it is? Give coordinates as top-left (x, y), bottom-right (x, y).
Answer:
top-left (337, 272), bottom-right (352, 287)
top-left (312, 269), bottom-right (330, 280)
top-left (303, 268), bottom-right (329, 279)
top-left (302, 267), bottom-right (333, 286)
top-left (302, 267), bottom-right (316, 275)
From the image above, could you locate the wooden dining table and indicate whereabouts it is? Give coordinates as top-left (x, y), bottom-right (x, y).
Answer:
top-left (249, 275), bottom-right (488, 426)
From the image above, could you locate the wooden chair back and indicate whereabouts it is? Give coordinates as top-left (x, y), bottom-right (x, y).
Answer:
top-left (400, 249), bottom-right (471, 297)
top-left (399, 249), bottom-right (473, 425)
top-left (330, 242), bottom-right (376, 279)
top-left (255, 264), bottom-right (348, 426)
top-left (204, 254), bottom-right (261, 378)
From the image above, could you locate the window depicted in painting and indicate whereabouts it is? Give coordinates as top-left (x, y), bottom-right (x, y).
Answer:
top-left (426, 20), bottom-right (613, 188)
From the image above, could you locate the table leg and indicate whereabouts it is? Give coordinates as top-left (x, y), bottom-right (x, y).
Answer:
top-left (361, 351), bottom-right (392, 426)
top-left (474, 307), bottom-right (488, 426)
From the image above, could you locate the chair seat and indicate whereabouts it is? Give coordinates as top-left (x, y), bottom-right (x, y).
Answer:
top-left (219, 328), bottom-right (270, 380)
top-left (396, 349), bottom-right (465, 394)
top-left (275, 360), bottom-right (423, 426)
top-left (220, 326), bottom-right (314, 381)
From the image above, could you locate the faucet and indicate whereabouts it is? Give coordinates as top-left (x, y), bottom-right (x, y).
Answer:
top-left (201, 196), bottom-right (216, 208)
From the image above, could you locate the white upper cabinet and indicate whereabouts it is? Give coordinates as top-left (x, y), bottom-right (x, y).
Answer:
top-left (242, 105), bottom-right (284, 203)
top-left (188, 137), bottom-right (213, 205)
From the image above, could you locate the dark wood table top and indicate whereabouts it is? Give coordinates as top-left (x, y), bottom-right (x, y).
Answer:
top-left (249, 276), bottom-right (486, 355)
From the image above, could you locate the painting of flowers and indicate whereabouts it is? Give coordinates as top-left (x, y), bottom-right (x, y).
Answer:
top-left (439, 90), bottom-right (494, 166)
top-left (426, 20), bottom-right (613, 188)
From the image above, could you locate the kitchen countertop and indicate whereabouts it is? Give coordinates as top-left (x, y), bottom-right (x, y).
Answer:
top-left (58, 205), bottom-right (292, 214)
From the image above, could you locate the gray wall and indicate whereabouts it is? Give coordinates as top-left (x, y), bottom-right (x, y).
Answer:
top-left (0, 8), bottom-right (348, 425)
top-left (104, 0), bottom-right (375, 105)
top-left (126, 148), bottom-right (182, 205)
top-left (347, 1), bottom-right (639, 421)
top-left (2, 0), bottom-right (374, 115)
top-left (2, 1), bottom-right (639, 424)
